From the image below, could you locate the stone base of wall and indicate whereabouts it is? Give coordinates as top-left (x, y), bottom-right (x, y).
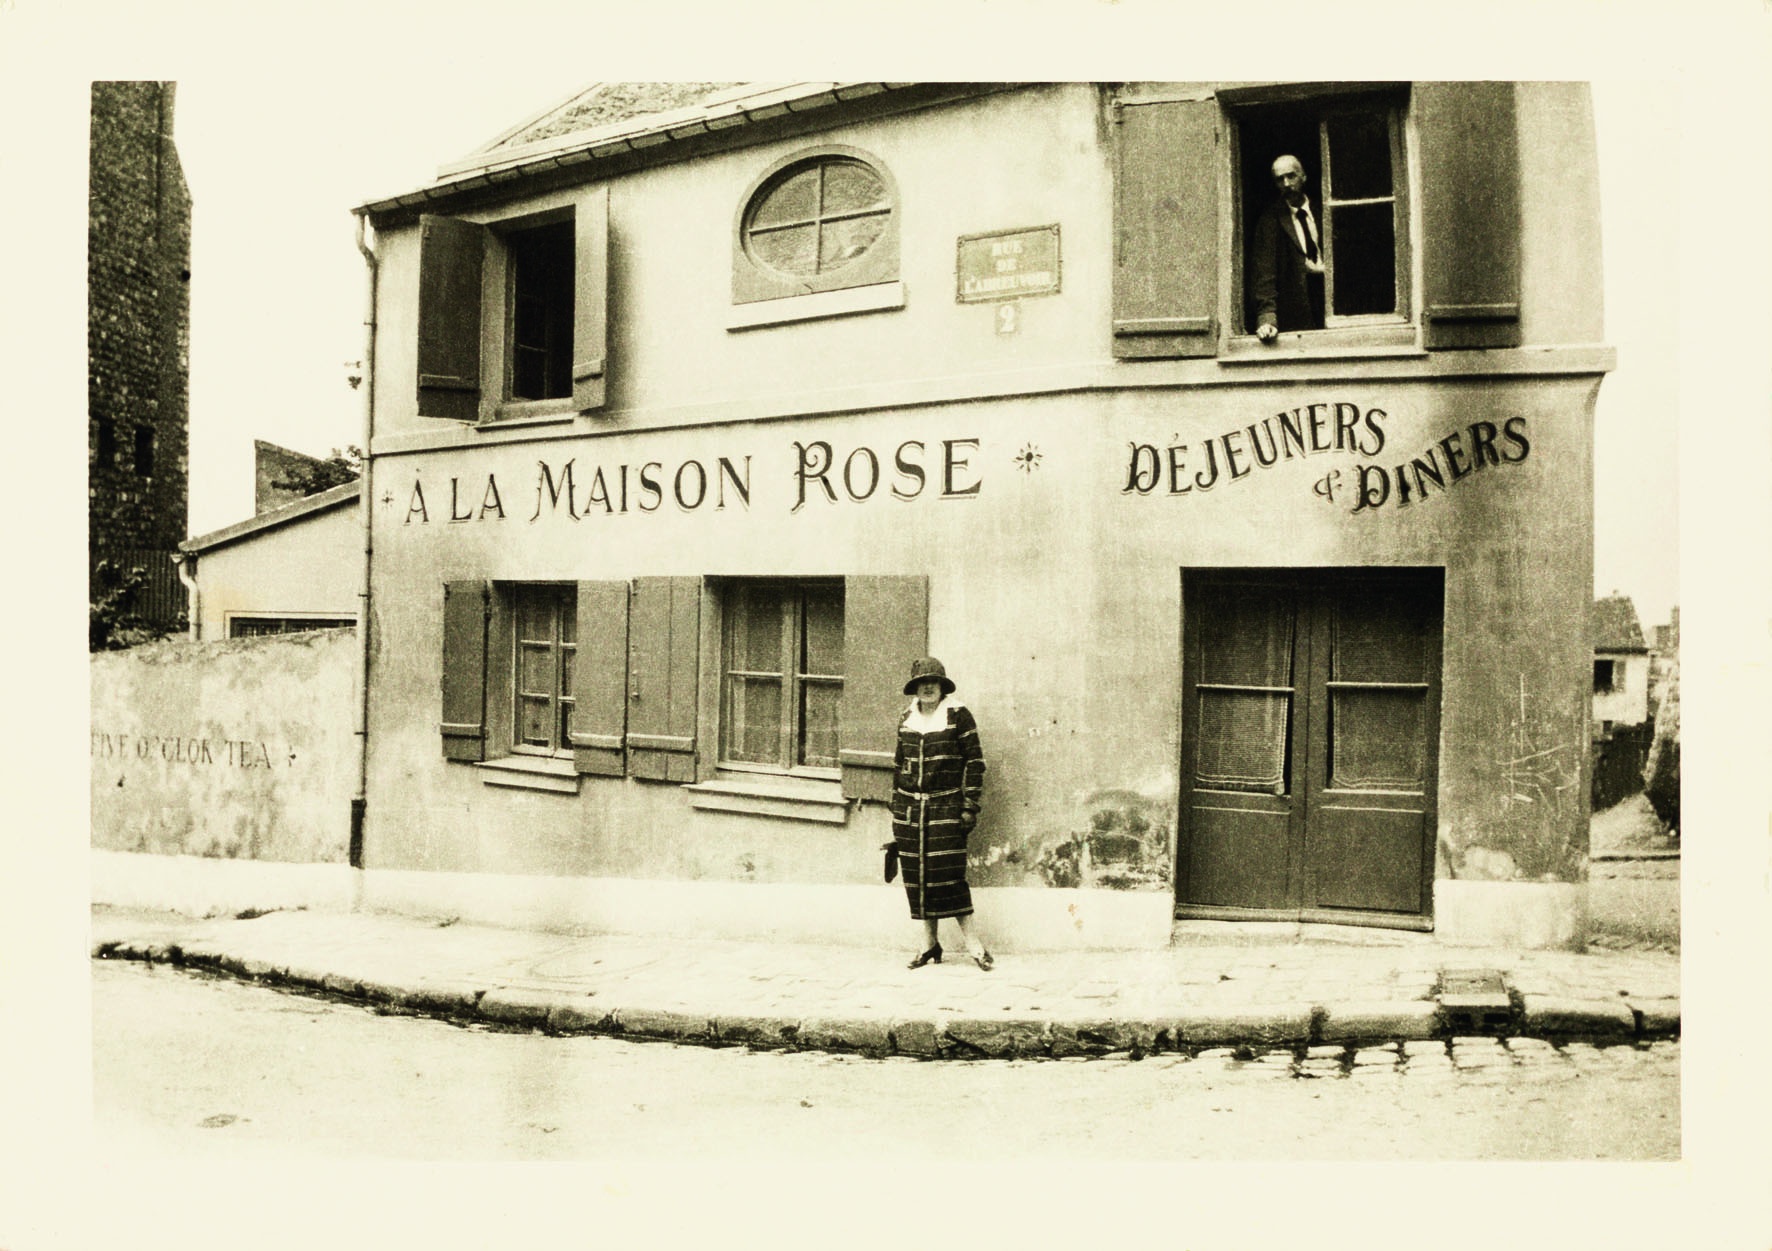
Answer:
top-left (91, 850), bottom-right (1174, 951)
top-left (1433, 879), bottom-right (1586, 950)
top-left (358, 871), bottom-right (1176, 952)
top-left (95, 851), bottom-right (1617, 953)
top-left (92, 849), bottom-right (358, 918)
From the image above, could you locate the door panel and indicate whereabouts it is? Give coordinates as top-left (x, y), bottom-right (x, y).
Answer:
top-left (1184, 804), bottom-right (1294, 909)
top-left (1306, 804), bottom-right (1430, 912)
top-left (1178, 569), bottom-right (1442, 927)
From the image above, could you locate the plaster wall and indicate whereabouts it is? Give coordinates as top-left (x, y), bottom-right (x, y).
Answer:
top-left (90, 630), bottom-right (357, 863)
top-left (363, 373), bottom-right (1599, 929)
top-left (189, 503), bottom-right (362, 640)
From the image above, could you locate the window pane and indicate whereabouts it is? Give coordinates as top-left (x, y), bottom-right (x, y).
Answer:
top-left (1325, 111), bottom-right (1393, 199)
top-left (819, 214), bottom-right (887, 272)
top-left (560, 646), bottom-right (574, 695)
top-left (731, 586), bottom-right (786, 673)
top-left (800, 680), bottom-right (841, 768)
top-left (801, 587), bottom-right (844, 676)
top-left (751, 168), bottom-right (820, 228)
top-left (1200, 586), bottom-right (1294, 686)
top-left (516, 594), bottom-right (551, 641)
top-left (1196, 691), bottom-right (1290, 794)
top-left (727, 675), bottom-right (783, 764)
top-left (749, 223), bottom-right (818, 275)
top-left (519, 695), bottom-right (552, 746)
top-left (1333, 596), bottom-right (1430, 683)
top-left (1331, 690), bottom-right (1425, 789)
top-left (821, 161), bottom-right (886, 215)
top-left (519, 643), bottom-right (553, 692)
top-left (558, 698), bottom-right (574, 749)
top-left (1329, 202), bottom-right (1396, 316)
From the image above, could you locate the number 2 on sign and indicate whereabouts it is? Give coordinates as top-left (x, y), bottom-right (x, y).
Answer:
top-left (996, 302), bottom-right (1020, 335)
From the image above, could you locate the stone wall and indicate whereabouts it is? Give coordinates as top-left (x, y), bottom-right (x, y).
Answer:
top-left (89, 81), bottom-right (191, 623)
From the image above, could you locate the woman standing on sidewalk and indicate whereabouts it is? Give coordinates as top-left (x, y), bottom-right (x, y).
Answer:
top-left (891, 657), bottom-right (992, 971)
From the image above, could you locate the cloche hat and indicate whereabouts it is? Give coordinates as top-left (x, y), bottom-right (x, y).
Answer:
top-left (903, 656), bottom-right (956, 696)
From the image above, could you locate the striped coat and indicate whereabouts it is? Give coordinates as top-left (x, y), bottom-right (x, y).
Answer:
top-left (890, 698), bottom-right (986, 920)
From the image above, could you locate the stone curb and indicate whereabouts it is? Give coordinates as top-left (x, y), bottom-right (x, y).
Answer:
top-left (92, 941), bottom-right (1680, 1060)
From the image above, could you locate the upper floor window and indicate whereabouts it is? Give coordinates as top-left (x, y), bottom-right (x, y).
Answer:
top-left (416, 188), bottom-right (609, 423)
top-left (1234, 93), bottom-right (1406, 336)
top-left (1111, 82), bottom-right (1524, 360)
top-left (504, 219), bottom-right (575, 403)
top-left (731, 147), bottom-right (901, 311)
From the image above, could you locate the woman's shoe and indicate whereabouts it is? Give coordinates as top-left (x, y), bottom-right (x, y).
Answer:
top-left (972, 949), bottom-right (994, 972)
top-left (908, 943), bottom-right (942, 969)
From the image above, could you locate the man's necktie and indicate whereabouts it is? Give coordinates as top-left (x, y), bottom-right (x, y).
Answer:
top-left (1296, 208), bottom-right (1318, 262)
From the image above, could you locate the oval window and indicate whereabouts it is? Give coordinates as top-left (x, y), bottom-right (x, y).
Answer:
top-left (743, 157), bottom-right (891, 278)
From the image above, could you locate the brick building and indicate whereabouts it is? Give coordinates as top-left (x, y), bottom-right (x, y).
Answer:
top-left (89, 80), bottom-right (191, 639)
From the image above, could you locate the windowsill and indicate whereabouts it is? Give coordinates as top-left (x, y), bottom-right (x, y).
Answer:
top-left (726, 281), bottom-right (905, 331)
top-left (1220, 325), bottom-right (1424, 363)
top-left (684, 772), bottom-right (849, 824)
top-left (476, 754), bottom-right (581, 794)
top-left (479, 398), bottom-right (580, 429)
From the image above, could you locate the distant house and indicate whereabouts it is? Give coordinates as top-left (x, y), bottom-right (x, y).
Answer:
top-left (175, 481), bottom-right (361, 640)
top-left (1646, 605), bottom-right (1680, 714)
top-left (1592, 593), bottom-right (1651, 732)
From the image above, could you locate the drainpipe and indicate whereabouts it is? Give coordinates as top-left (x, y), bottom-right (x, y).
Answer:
top-left (350, 211), bottom-right (377, 878)
top-left (171, 550), bottom-right (199, 641)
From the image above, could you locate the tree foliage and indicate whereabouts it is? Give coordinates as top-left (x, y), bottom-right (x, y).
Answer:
top-left (270, 445), bottom-right (363, 497)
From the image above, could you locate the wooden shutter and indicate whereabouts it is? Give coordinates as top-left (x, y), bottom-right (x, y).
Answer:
top-left (626, 576), bottom-right (700, 781)
top-left (417, 215), bottom-right (486, 420)
top-left (838, 575), bottom-right (929, 802)
top-left (570, 579), bottom-right (628, 776)
top-left (572, 187), bottom-right (610, 412)
top-left (1112, 97), bottom-right (1219, 359)
top-left (439, 580), bottom-right (489, 761)
top-left (1416, 82), bottom-right (1522, 350)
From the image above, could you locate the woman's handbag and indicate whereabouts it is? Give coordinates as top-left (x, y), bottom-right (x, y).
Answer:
top-left (882, 842), bottom-right (899, 883)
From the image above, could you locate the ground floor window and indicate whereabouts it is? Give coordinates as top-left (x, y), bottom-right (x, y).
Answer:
top-left (720, 580), bottom-right (844, 773)
top-left (510, 583), bottom-right (576, 754)
top-left (227, 615), bottom-right (355, 638)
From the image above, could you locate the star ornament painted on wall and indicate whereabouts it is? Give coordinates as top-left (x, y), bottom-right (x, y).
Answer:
top-left (1013, 443), bottom-right (1043, 474)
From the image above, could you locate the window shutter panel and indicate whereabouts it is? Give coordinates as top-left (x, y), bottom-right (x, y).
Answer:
top-left (439, 580), bottom-right (489, 761)
top-left (838, 575), bottom-right (929, 802)
top-left (571, 579), bottom-right (629, 776)
top-left (626, 576), bottom-right (700, 782)
top-left (572, 187), bottom-right (610, 412)
top-left (417, 215), bottom-right (486, 420)
top-left (1416, 82), bottom-right (1522, 350)
top-left (1112, 98), bottom-right (1219, 359)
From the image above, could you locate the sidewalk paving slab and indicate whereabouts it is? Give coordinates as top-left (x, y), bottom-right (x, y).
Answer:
top-left (90, 904), bottom-right (1678, 1061)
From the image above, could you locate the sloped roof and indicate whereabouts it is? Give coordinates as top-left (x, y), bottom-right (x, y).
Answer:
top-left (355, 82), bottom-right (956, 219)
top-left (1592, 594), bottom-right (1648, 652)
top-left (482, 82), bottom-right (745, 152)
top-left (181, 480), bottom-right (360, 556)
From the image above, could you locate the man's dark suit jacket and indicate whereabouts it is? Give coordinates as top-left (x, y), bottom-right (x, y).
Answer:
top-left (1248, 198), bottom-right (1325, 333)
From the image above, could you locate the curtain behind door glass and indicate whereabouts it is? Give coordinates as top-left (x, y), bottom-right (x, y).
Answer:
top-left (1195, 584), bottom-right (1294, 794)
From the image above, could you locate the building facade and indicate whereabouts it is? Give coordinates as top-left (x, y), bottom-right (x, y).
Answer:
top-left (89, 80), bottom-right (192, 637)
top-left (351, 82), bottom-right (1610, 950)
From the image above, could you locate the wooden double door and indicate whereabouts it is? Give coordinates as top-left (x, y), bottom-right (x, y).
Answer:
top-left (1176, 569), bottom-right (1443, 928)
